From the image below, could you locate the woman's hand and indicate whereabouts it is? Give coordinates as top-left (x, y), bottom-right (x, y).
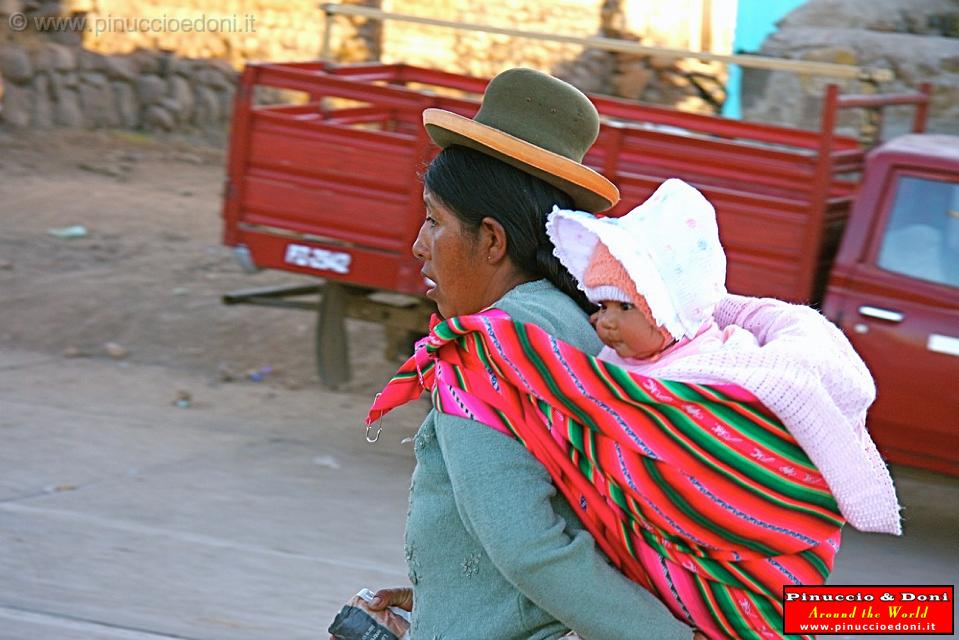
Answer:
top-left (368, 587), bottom-right (414, 612)
top-left (693, 632), bottom-right (708, 640)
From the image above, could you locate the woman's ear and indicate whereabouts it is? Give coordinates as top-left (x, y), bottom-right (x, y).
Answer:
top-left (479, 217), bottom-right (509, 264)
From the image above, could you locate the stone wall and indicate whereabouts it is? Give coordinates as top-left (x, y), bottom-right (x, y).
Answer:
top-left (1, 0), bottom-right (736, 133)
top-left (68, 0), bottom-right (735, 105)
top-left (378, 0), bottom-right (736, 113)
top-left (0, 39), bottom-right (237, 130)
top-left (742, 0), bottom-right (959, 137)
top-left (57, 0), bottom-right (377, 65)
top-left (380, 0), bottom-right (604, 80)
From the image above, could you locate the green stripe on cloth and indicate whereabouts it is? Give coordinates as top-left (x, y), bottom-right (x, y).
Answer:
top-left (602, 361), bottom-right (661, 403)
top-left (709, 582), bottom-right (765, 640)
top-left (651, 402), bottom-right (841, 523)
top-left (453, 365), bottom-right (468, 392)
top-left (643, 458), bottom-right (782, 557)
top-left (493, 408), bottom-right (526, 447)
top-left (516, 324), bottom-right (599, 430)
top-left (694, 575), bottom-right (741, 639)
top-left (620, 519), bottom-right (638, 559)
top-left (659, 379), bottom-right (813, 467)
top-left (799, 548), bottom-right (830, 579)
top-left (719, 559), bottom-right (777, 601)
top-left (689, 382), bottom-right (791, 436)
top-left (568, 420), bottom-right (585, 453)
top-left (608, 480), bottom-right (630, 512)
top-left (601, 366), bottom-right (825, 510)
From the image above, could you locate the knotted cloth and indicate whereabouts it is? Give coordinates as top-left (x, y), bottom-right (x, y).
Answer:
top-left (368, 310), bottom-right (844, 639)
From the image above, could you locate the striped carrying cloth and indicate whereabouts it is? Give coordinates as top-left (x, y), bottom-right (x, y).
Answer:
top-left (367, 310), bottom-right (844, 640)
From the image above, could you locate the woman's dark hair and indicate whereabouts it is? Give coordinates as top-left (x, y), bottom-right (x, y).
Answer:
top-left (423, 145), bottom-right (594, 313)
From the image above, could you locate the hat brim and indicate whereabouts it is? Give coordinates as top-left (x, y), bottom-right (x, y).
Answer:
top-left (423, 108), bottom-right (619, 213)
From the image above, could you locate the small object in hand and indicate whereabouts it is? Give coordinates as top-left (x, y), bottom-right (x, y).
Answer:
top-left (328, 588), bottom-right (410, 640)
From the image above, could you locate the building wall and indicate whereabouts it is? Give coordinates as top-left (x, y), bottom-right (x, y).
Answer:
top-left (379, 0), bottom-right (604, 79)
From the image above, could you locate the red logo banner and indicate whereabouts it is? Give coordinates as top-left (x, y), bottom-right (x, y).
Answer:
top-left (783, 585), bottom-right (954, 635)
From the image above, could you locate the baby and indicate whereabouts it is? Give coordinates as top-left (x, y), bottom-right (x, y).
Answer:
top-left (548, 178), bottom-right (762, 375)
top-left (547, 178), bottom-right (900, 639)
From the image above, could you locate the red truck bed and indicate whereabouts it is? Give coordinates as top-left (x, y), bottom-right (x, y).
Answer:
top-left (222, 62), bottom-right (866, 304)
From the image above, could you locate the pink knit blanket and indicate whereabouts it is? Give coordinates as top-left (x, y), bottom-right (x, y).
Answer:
top-left (661, 294), bottom-right (901, 534)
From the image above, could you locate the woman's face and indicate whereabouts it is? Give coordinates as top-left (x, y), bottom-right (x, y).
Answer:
top-left (590, 300), bottom-right (670, 359)
top-left (412, 191), bottom-right (488, 318)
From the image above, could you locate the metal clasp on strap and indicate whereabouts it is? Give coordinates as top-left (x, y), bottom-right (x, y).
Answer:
top-left (366, 393), bottom-right (383, 444)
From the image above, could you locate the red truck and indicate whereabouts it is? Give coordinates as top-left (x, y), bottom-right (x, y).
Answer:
top-left (221, 62), bottom-right (958, 475)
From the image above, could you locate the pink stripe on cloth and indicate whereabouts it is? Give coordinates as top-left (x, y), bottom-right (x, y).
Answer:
top-left (636, 540), bottom-right (726, 639)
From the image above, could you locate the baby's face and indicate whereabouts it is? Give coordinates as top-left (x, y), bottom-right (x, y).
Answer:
top-left (590, 300), bottom-right (671, 360)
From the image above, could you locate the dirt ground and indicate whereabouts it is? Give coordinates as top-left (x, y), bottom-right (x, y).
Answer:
top-left (0, 127), bottom-right (400, 399)
top-left (0, 127), bottom-right (429, 637)
top-left (2, 127), bottom-right (958, 640)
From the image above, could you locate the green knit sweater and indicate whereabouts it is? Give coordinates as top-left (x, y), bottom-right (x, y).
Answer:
top-left (404, 279), bottom-right (688, 640)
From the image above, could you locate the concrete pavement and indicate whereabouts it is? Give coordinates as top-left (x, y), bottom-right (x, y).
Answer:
top-left (0, 348), bottom-right (421, 639)
top-left (0, 347), bottom-right (956, 639)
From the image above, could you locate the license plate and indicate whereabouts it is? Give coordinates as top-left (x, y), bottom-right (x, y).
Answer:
top-left (284, 243), bottom-right (352, 274)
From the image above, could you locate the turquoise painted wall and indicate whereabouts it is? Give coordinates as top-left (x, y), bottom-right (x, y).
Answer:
top-left (723, 0), bottom-right (808, 118)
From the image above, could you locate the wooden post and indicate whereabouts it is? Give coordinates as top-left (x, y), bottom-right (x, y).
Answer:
top-left (320, 3), bottom-right (334, 62)
top-left (700, 0), bottom-right (713, 53)
top-left (316, 282), bottom-right (351, 389)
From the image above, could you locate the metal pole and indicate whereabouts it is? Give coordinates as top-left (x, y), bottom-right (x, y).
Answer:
top-left (803, 83), bottom-right (840, 302)
top-left (913, 83), bottom-right (932, 133)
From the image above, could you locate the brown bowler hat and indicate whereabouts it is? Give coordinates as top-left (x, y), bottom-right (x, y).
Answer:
top-left (423, 68), bottom-right (619, 213)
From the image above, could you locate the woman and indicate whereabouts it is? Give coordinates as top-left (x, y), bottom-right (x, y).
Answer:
top-left (368, 68), bottom-right (691, 639)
